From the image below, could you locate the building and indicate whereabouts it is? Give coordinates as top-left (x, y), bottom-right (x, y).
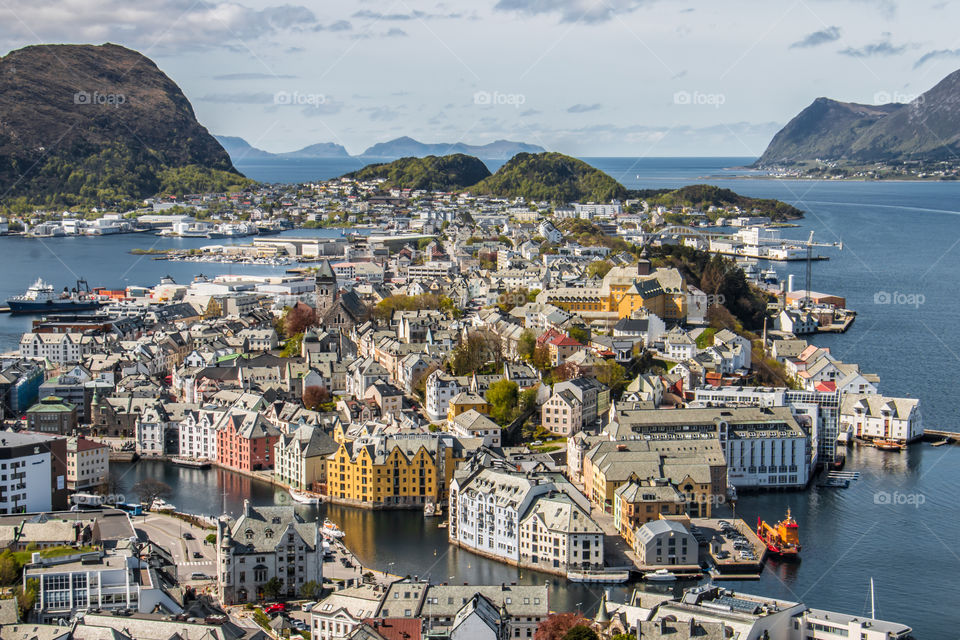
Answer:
top-left (274, 424), bottom-right (338, 491)
top-left (311, 584), bottom-right (386, 640)
top-left (449, 410), bottom-right (501, 447)
top-left (0, 431), bottom-right (68, 513)
top-left (326, 434), bottom-right (471, 508)
top-left (25, 396), bottom-right (78, 435)
top-left (446, 392), bottom-right (490, 423)
top-left (216, 500), bottom-right (323, 604)
top-left (540, 389), bottom-right (582, 437)
top-left (215, 410), bottom-right (281, 472)
top-left (65, 436), bottom-right (109, 491)
top-left (840, 394), bottom-right (922, 443)
top-left (518, 492), bottom-right (603, 574)
top-left (425, 371), bottom-right (467, 422)
top-left (634, 519), bottom-right (698, 566)
top-left (24, 544), bottom-right (182, 623)
top-left (613, 479), bottom-right (686, 550)
top-left (553, 377), bottom-right (609, 427)
top-left (178, 408), bottom-right (225, 461)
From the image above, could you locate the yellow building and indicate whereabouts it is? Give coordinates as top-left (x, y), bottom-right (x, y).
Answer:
top-left (446, 392), bottom-right (490, 424)
top-left (539, 266), bottom-right (687, 321)
top-left (326, 435), bottom-right (472, 508)
top-left (613, 479), bottom-right (686, 550)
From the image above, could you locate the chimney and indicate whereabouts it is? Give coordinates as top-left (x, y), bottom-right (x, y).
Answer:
top-left (243, 499), bottom-right (251, 517)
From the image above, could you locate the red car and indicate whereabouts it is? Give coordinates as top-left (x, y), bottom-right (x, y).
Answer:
top-left (264, 604), bottom-right (286, 614)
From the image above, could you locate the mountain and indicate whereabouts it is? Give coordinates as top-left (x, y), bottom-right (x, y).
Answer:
top-left (630, 184), bottom-right (803, 221)
top-left (359, 136), bottom-right (545, 159)
top-left (343, 154), bottom-right (492, 191)
top-left (215, 135), bottom-right (350, 160)
top-left (0, 43), bottom-right (247, 206)
top-left (472, 152), bottom-right (628, 203)
top-left (756, 67), bottom-right (960, 166)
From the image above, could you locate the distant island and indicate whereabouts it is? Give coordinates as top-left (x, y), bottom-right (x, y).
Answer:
top-left (344, 154), bottom-right (492, 191)
top-left (0, 43), bottom-right (250, 209)
top-left (755, 66), bottom-right (960, 179)
top-left (218, 135), bottom-right (545, 164)
top-left (631, 185), bottom-right (803, 221)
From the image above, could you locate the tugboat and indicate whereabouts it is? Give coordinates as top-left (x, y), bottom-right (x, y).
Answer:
top-left (757, 508), bottom-right (801, 557)
top-left (7, 278), bottom-right (101, 314)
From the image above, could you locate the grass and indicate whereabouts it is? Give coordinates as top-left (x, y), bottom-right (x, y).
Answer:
top-left (13, 545), bottom-right (96, 564)
top-left (695, 327), bottom-right (717, 349)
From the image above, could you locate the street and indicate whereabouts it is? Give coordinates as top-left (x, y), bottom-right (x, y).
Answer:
top-left (135, 512), bottom-right (217, 583)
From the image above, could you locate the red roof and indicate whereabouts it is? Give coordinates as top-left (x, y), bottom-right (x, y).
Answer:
top-left (549, 335), bottom-right (583, 347)
top-left (361, 618), bottom-right (422, 640)
top-left (815, 381), bottom-right (837, 392)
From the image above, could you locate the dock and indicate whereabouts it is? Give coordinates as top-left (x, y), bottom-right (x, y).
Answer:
top-left (817, 311), bottom-right (857, 333)
top-left (690, 518), bottom-right (765, 578)
top-left (921, 430), bottom-right (959, 445)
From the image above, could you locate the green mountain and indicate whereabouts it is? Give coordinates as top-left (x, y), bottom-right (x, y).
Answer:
top-left (756, 67), bottom-right (960, 167)
top-left (0, 43), bottom-right (248, 208)
top-left (472, 152), bottom-right (628, 203)
top-left (630, 184), bottom-right (803, 221)
top-left (344, 154), bottom-right (492, 191)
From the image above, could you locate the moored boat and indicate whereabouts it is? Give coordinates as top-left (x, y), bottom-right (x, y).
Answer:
top-left (757, 507), bottom-right (801, 557)
top-left (873, 439), bottom-right (905, 452)
top-left (150, 499), bottom-right (176, 512)
top-left (289, 488), bottom-right (320, 505)
top-left (7, 278), bottom-right (101, 314)
top-left (171, 457), bottom-right (211, 469)
top-left (645, 569), bottom-right (677, 582)
top-left (322, 519), bottom-right (345, 539)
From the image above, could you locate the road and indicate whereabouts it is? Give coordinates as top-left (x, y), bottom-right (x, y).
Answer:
top-left (135, 512), bottom-right (217, 584)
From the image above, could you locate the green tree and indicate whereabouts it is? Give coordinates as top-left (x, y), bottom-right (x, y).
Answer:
top-left (0, 550), bottom-right (21, 585)
top-left (586, 260), bottom-right (613, 279)
top-left (531, 345), bottom-right (552, 371)
top-left (261, 576), bottom-right (283, 601)
top-left (280, 333), bottom-right (304, 357)
top-left (300, 580), bottom-right (321, 599)
top-left (19, 578), bottom-right (39, 618)
top-left (205, 533), bottom-right (217, 545)
top-left (610, 634), bottom-right (636, 640)
top-left (563, 625), bottom-right (599, 640)
top-left (486, 379), bottom-right (520, 425)
top-left (568, 326), bottom-right (589, 344)
top-left (518, 330), bottom-right (537, 361)
top-left (595, 360), bottom-right (627, 396)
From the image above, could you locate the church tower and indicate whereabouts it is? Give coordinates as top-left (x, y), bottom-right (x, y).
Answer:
top-left (314, 259), bottom-right (338, 312)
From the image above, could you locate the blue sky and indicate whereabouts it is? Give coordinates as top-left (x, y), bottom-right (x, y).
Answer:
top-left (1, 0), bottom-right (958, 156)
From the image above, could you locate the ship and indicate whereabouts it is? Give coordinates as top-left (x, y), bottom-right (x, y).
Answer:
top-left (322, 519), bottom-right (345, 539)
top-left (757, 508), bottom-right (801, 557)
top-left (7, 278), bottom-right (101, 314)
top-left (288, 488), bottom-right (320, 505)
top-left (873, 439), bottom-right (905, 452)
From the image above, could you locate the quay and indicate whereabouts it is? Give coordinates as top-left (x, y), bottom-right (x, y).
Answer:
top-left (921, 429), bottom-right (959, 445)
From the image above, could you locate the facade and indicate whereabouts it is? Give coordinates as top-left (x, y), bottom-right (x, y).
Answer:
top-left (613, 479), bottom-right (685, 550)
top-left (540, 390), bottom-right (582, 437)
top-left (840, 394), bottom-right (922, 443)
top-left (25, 396), bottom-right (78, 435)
top-left (65, 436), bottom-right (109, 491)
top-left (0, 431), bottom-right (68, 513)
top-left (311, 584), bottom-right (385, 640)
top-left (274, 424), bottom-right (338, 491)
top-left (449, 410), bottom-right (501, 447)
top-left (215, 410), bottom-right (281, 472)
top-left (634, 519), bottom-right (698, 566)
top-left (553, 377), bottom-right (609, 427)
top-left (424, 370), bottom-right (467, 422)
top-left (178, 408), bottom-right (225, 461)
top-left (216, 500), bottom-right (323, 604)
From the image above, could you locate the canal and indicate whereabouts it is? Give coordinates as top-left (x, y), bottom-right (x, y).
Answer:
top-left (114, 443), bottom-right (960, 637)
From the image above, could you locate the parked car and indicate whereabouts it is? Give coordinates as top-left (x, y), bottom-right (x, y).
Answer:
top-left (193, 551), bottom-right (203, 559)
top-left (301, 601), bottom-right (318, 612)
top-left (190, 572), bottom-right (210, 580)
top-left (264, 603), bottom-right (286, 615)
top-left (292, 620), bottom-right (308, 631)
top-left (183, 532), bottom-right (194, 540)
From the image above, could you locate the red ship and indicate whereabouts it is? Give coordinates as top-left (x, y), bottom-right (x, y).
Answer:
top-left (757, 508), bottom-right (801, 557)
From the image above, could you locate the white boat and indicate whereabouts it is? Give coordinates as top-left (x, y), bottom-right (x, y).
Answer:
top-left (322, 519), bottom-right (345, 539)
top-left (289, 488), bottom-right (320, 505)
top-left (423, 502), bottom-right (436, 517)
top-left (150, 499), bottom-right (176, 512)
top-left (645, 569), bottom-right (677, 582)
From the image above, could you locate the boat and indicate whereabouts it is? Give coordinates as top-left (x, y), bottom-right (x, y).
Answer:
top-left (757, 508), bottom-right (801, 557)
top-left (150, 499), bottom-right (176, 512)
top-left (873, 439), bottom-right (905, 452)
top-left (645, 569), bottom-right (677, 582)
top-left (289, 488), bottom-right (320, 505)
top-left (322, 519), bottom-right (345, 539)
top-left (171, 458), bottom-right (211, 469)
top-left (932, 438), bottom-right (951, 447)
top-left (7, 278), bottom-right (101, 314)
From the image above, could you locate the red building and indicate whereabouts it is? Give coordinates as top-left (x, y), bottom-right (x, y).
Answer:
top-left (215, 410), bottom-right (281, 472)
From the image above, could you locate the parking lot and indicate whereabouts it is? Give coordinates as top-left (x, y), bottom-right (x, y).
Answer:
top-left (690, 517), bottom-right (765, 573)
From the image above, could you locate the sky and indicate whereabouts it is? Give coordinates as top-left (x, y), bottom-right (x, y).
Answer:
top-left (1, 0), bottom-right (959, 157)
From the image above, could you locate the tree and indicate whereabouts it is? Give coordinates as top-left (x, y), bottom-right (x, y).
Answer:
top-left (205, 533), bottom-right (217, 545)
top-left (413, 364), bottom-right (440, 403)
top-left (610, 634), bottom-right (636, 640)
top-left (586, 260), bottom-right (613, 279)
top-left (519, 387), bottom-right (538, 413)
top-left (300, 580), bottom-right (321, 599)
top-left (595, 360), bottom-right (627, 396)
top-left (568, 326), bottom-right (589, 345)
top-left (19, 578), bottom-right (38, 618)
top-left (0, 550), bottom-right (20, 585)
top-left (531, 345), bottom-right (552, 371)
top-left (551, 362), bottom-right (577, 383)
top-left (303, 386), bottom-right (331, 410)
top-left (518, 330), bottom-right (537, 361)
top-left (280, 333), bottom-right (304, 358)
top-left (486, 379), bottom-right (519, 425)
top-left (535, 613), bottom-right (591, 640)
top-left (450, 332), bottom-right (499, 376)
top-left (563, 626), bottom-right (599, 640)
top-left (261, 576), bottom-right (283, 601)
top-left (133, 478), bottom-right (173, 509)
top-left (284, 302), bottom-right (317, 336)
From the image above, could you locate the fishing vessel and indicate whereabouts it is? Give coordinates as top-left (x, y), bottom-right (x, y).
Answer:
top-left (873, 439), bottom-right (905, 452)
top-left (7, 278), bottom-right (101, 313)
top-left (322, 519), bottom-right (345, 539)
top-left (757, 508), bottom-right (801, 557)
top-left (289, 488), bottom-right (320, 505)
top-left (645, 569), bottom-right (678, 582)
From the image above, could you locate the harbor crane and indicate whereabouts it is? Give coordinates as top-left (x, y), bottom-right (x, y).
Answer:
top-left (802, 230), bottom-right (843, 308)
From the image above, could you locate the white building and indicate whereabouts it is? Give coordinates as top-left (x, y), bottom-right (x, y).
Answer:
top-left (0, 431), bottom-right (64, 514)
top-left (65, 436), bottom-right (109, 491)
top-left (310, 584), bottom-right (384, 640)
top-left (178, 408), bottom-right (225, 460)
top-left (424, 370), bottom-right (466, 422)
top-left (840, 394), bottom-right (922, 443)
top-left (19, 333), bottom-right (97, 364)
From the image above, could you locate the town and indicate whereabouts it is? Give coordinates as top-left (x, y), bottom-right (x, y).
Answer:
top-left (0, 176), bottom-right (919, 640)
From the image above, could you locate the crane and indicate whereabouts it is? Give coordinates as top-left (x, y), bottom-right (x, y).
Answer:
top-left (802, 231), bottom-right (843, 308)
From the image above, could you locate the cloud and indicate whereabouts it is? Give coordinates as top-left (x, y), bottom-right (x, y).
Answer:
top-left (567, 103), bottom-right (602, 113)
top-left (914, 48), bottom-right (960, 68)
top-left (213, 72), bottom-right (297, 80)
top-left (351, 9), bottom-right (464, 20)
top-left (520, 109), bottom-right (542, 117)
top-left (839, 35), bottom-right (909, 57)
top-left (493, 0), bottom-right (648, 24)
top-left (351, 27), bottom-right (408, 40)
top-left (197, 92), bottom-right (276, 104)
top-left (314, 20), bottom-right (352, 32)
top-left (0, 0), bottom-right (331, 51)
top-left (790, 26), bottom-right (841, 49)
